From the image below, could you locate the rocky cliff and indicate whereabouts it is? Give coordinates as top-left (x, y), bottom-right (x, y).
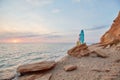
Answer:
top-left (100, 11), bottom-right (120, 45)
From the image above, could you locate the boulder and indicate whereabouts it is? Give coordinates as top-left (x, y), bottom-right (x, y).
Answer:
top-left (17, 61), bottom-right (56, 74)
top-left (64, 65), bottom-right (77, 71)
top-left (100, 11), bottom-right (120, 47)
top-left (67, 43), bottom-right (90, 58)
top-left (90, 50), bottom-right (108, 58)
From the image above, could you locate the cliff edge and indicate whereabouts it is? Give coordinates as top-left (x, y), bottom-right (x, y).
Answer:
top-left (100, 11), bottom-right (120, 46)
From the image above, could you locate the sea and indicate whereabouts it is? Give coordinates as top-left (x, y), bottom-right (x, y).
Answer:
top-left (0, 43), bottom-right (74, 71)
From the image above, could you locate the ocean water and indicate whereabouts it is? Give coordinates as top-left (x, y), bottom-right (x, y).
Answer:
top-left (0, 43), bottom-right (74, 71)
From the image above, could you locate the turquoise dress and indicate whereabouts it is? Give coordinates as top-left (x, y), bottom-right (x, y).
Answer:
top-left (79, 30), bottom-right (84, 44)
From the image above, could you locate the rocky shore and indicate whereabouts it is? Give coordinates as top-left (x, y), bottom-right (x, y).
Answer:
top-left (0, 12), bottom-right (120, 80)
top-left (1, 43), bottom-right (119, 80)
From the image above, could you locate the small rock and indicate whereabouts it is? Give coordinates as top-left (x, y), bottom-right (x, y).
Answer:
top-left (64, 65), bottom-right (77, 71)
top-left (17, 61), bottom-right (56, 74)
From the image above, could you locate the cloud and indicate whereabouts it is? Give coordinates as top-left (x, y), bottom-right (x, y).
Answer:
top-left (44, 34), bottom-right (62, 38)
top-left (26, 0), bottom-right (54, 7)
top-left (85, 25), bottom-right (109, 31)
top-left (0, 32), bottom-right (62, 40)
top-left (0, 12), bottom-right (52, 34)
top-left (52, 9), bottom-right (61, 13)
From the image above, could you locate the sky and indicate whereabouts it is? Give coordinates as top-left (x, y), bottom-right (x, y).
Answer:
top-left (0, 0), bottom-right (120, 43)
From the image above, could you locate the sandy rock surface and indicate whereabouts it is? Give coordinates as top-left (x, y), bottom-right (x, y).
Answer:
top-left (49, 44), bottom-right (120, 80)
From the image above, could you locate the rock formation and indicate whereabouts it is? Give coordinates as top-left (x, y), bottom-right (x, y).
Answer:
top-left (67, 43), bottom-right (109, 58)
top-left (17, 61), bottom-right (56, 74)
top-left (100, 11), bottom-right (120, 47)
top-left (67, 43), bottom-right (90, 58)
top-left (17, 61), bottom-right (56, 80)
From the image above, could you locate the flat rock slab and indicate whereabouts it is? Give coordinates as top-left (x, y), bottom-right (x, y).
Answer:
top-left (64, 65), bottom-right (77, 71)
top-left (0, 70), bottom-right (16, 80)
top-left (35, 73), bottom-right (52, 80)
top-left (19, 73), bottom-right (52, 80)
top-left (92, 49), bottom-right (108, 58)
top-left (17, 61), bottom-right (56, 74)
top-left (18, 74), bottom-right (44, 80)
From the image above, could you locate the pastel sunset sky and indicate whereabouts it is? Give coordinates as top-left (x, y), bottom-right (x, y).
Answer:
top-left (0, 0), bottom-right (120, 43)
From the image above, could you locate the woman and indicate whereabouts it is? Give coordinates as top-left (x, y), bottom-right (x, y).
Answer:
top-left (79, 30), bottom-right (84, 44)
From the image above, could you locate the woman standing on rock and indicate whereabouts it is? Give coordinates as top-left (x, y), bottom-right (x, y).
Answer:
top-left (76, 30), bottom-right (85, 46)
top-left (79, 30), bottom-right (84, 44)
